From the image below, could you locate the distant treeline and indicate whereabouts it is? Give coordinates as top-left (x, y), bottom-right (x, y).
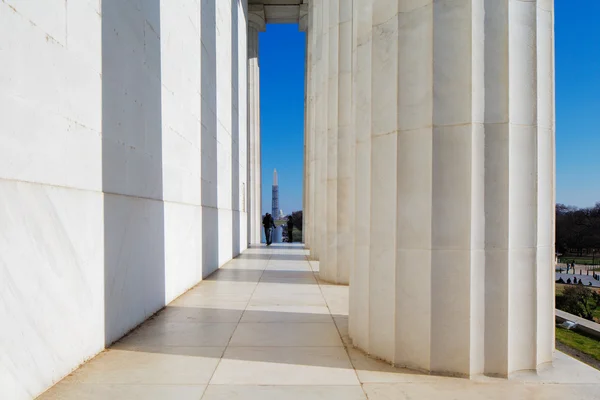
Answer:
top-left (556, 203), bottom-right (600, 256)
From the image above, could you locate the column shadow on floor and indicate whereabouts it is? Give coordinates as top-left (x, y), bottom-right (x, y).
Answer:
top-left (235, 253), bottom-right (309, 261)
top-left (204, 268), bottom-right (318, 284)
top-left (109, 305), bottom-right (417, 376)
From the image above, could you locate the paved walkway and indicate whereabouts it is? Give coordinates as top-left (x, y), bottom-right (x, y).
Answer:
top-left (41, 244), bottom-right (600, 399)
top-left (556, 272), bottom-right (600, 287)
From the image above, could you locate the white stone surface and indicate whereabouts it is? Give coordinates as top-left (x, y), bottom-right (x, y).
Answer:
top-left (305, 0), bottom-right (318, 255)
top-left (348, 0), bottom-right (556, 377)
top-left (311, 0), bottom-right (329, 263)
top-left (1, 0), bottom-right (560, 396)
top-left (0, 0), bottom-right (102, 192)
top-left (319, 0), bottom-right (353, 285)
top-left (0, 180), bottom-right (105, 400)
top-left (0, 1), bottom-right (249, 398)
top-left (248, 6), bottom-right (265, 245)
top-left (300, 3), bottom-right (311, 248)
top-left (40, 245), bottom-right (600, 400)
top-left (349, 0), bottom-right (372, 352)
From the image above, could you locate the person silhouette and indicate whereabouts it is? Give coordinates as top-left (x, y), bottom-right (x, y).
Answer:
top-left (263, 213), bottom-right (276, 245)
top-left (287, 215), bottom-right (294, 243)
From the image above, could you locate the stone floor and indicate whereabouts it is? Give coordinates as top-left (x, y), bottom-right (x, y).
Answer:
top-left (40, 244), bottom-right (600, 399)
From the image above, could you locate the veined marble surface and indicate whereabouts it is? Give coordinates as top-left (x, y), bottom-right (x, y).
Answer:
top-left (0, 180), bottom-right (105, 399)
top-left (0, 0), bottom-right (249, 398)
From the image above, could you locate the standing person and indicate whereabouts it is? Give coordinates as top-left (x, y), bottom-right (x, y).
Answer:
top-left (263, 213), bottom-right (273, 246)
top-left (269, 213), bottom-right (276, 244)
top-left (287, 215), bottom-right (294, 243)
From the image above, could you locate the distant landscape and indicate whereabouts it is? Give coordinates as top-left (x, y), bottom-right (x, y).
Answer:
top-left (555, 202), bottom-right (600, 369)
top-left (556, 203), bottom-right (600, 265)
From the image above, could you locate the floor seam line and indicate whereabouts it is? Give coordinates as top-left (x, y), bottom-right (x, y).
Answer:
top-left (202, 247), bottom-right (271, 394)
top-left (313, 258), bottom-right (369, 398)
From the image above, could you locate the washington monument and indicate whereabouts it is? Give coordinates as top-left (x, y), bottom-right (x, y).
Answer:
top-left (272, 169), bottom-right (279, 218)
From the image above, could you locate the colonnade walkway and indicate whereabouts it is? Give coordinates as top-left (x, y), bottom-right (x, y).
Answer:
top-left (41, 244), bottom-right (600, 399)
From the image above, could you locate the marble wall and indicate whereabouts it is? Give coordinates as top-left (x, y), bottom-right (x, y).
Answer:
top-left (0, 0), bottom-right (248, 398)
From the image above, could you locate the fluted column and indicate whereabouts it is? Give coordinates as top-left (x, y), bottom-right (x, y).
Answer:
top-left (310, 0), bottom-right (328, 262)
top-left (483, 0), bottom-right (556, 374)
top-left (247, 6), bottom-right (265, 245)
top-left (300, 3), bottom-right (311, 247)
top-left (320, 0), bottom-right (353, 284)
top-left (307, 0), bottom-right (319, 258)
top-left (349, 0), bottom-right (555, 377)
top-left (349, 0), bottom-right (372, 352)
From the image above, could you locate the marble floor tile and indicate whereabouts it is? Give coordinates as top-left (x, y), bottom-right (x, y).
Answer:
top-left (509, 351), bottom-right (600, 384)
top-left (149, 305), bottom-right (244, 324)
top-left (319, 285), bottom-right (349, 316)
top-left (248, 293), bottom-right (328, 307)
top-left (186, 281), bottom-right (258, 296)
top-left (61, 347), bottom-right (223, 384)
top-left (210, 346), bottom-right (360, 385)
top-left (362, 382), bottom-right (600, 400)
top-left (119, 321), bottom-right (238, 347)
top-left (240, 304), bottom-right (332, 323)
top-left (169, 295), bottom-right (249, 310)
top-left (39, 384), bottom-right (206, 400)
top-left (204, 269), bottom-right (264, 283)
top-left (259, 270), bottom-right (318, 285)
top-left (265, 263), bottom-right (311, 272)
top-left (229, 322), bottom-right (343, 347)
top-left (177, 291), bottom-right (254, 303)
top-left (252, 282), bottom-right (323, 296)
top-left (201, 385), bottom-right (367, 399)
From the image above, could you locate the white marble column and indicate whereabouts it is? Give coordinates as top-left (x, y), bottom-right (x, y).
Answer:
top-left (349, 0), bottom-right (372, 351)
top-left (247, 6), bottom-right (265, 245)
top-left (319, 0), bottom-right (353, 284)
top-left (310, 0), bottom-right (329, 262)
top-left (349, 0), bottom-right (555, 377)
top-left (307, 0), bottom-right (319, 259)
top-left (300, 3), bottom-right (310, 247)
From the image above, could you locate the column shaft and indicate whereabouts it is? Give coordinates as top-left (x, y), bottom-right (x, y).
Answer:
top-left (301, 4), bottom-right (312, 247)
top-left (308, 0), bottom-right (319, 258)
top-left (320, 0), bottom-right (353, 284)
top-left (247, 9), bottom-right (265, 245)
top-left (247, 26), bottom-right (259, 244)
top-left (325, 0), bottom-right (339, 281)
top-left (349, 0), bottom-right (372, 349)
top-left (311, 0), bottom-right (329, 262)
top-left (349, 0), bottom-right (555, 377)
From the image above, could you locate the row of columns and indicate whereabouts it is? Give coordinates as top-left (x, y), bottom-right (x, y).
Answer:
top-left (303, 0), bottom-right (556, 378)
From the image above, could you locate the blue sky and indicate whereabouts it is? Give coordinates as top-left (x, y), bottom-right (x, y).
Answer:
top-left (259, 24), bottom-right (306, 215)
top-left (556, 1), bottom-right (600, 207)
top-left (260, 7), bottom-right (600, 214)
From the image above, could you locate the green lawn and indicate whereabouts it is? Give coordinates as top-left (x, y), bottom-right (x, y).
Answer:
top-left (556, 284), bottom-right (600, 323)
top-left (556, 283), bottom-right (600, 295)
top-left (283, 227), bottom-right (303, 243)
top-left (559, 257), bottom-right (600, 266)
top-left (555, 327), bottom-right (600, 362)
top-left (292, 228), bottom-right (303, 242)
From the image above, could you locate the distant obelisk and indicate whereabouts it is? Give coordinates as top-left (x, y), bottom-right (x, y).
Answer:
top-left (272, 169), bottom-right (279, 219)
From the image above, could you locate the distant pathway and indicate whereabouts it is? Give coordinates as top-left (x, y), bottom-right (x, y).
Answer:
top-left (556, 273), bottom-right (600, 287)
